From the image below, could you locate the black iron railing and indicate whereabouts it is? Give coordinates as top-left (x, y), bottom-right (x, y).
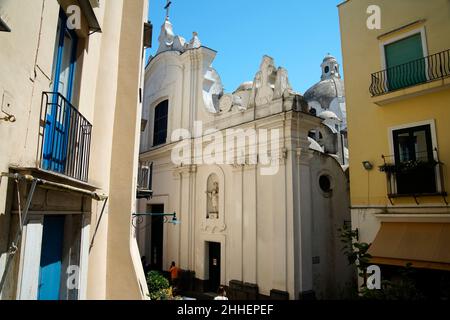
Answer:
top-left (379, 151), bottom-right (447, 204)
top-left (370, 49), bottom-right (450, 96)
top-left (39, 92), bottom-right (92, 182)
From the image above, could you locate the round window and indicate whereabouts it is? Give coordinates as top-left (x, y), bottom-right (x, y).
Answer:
top-left (319, 175), bottom-right (332, 193)
top-left (324, 66), bottom-right (330, 73)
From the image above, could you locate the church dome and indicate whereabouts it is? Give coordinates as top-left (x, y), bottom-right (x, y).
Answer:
top-left (234, 81), bottom-right (253, 92)
top-left (318, 110), bottom-right (340, 121)
top-left (304, 78), bottom-right (344, 110)
top-left (303, 54), bottom-right (344, 110)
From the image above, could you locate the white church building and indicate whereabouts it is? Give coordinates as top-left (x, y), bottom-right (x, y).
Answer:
top-left (136, 14), bottom-right (353, 300)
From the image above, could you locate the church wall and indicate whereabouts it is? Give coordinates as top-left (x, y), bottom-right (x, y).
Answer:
top-left (140, 29), bottom-right (352, 299)
top-left (141, 53), bottom-right (184, 152)
top-left (309, 152), bottom-right (353, 299)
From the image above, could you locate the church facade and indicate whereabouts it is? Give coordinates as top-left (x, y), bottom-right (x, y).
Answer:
top-left (137, 16), bottom-right (353, 299)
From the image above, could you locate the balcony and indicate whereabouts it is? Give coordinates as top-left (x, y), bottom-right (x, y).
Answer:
top-left (370, 49), bottom-right (450, 97)
top-left (39, 92), bottom-right (92, 182)
top-left (379, 152), bottom-right (447, 205)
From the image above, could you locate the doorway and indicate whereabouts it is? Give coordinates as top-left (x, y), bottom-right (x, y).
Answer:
top-left (149, 204), bottom-right (164, 272)
top-left (38, 215), bottom-right (65, 300)
top-left (208, 242), bottom-right (221, 292)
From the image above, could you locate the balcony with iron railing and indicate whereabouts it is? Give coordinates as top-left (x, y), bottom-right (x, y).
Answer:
top-left (379, 150), bottom-right (447, 205)
top-left (39, 92), bottom-right (92, 182)
top-left (370, 49), bottom-right (450, 97)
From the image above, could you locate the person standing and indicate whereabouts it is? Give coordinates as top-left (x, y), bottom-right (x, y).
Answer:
top-left (169, 261), bottom-right (180, 287)
top-left (214, 286), bottom-right (228, 300)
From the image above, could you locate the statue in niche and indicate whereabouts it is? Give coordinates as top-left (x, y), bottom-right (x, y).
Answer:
top-left (206, 177), bottom-right (219, 219)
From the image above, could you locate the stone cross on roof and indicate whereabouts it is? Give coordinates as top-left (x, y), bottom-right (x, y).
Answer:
top-left (164, 0), bottom-right (172, 19)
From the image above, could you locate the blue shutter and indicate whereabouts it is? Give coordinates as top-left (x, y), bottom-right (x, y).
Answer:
top-left (43, 9), bottom-right (78, 174)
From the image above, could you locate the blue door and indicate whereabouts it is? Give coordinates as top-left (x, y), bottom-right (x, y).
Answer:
top-left (38, 216), bottom-right (65, 300)
top-left (43, 9), bottom-right (78, 173)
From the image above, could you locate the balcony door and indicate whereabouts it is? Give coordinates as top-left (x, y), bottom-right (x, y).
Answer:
top-left (385, 33), bottom-right (426, 91)
top-left (43, 9), bottom-right (78, 174)
top-left (393, 125), bottom-right (436, 194)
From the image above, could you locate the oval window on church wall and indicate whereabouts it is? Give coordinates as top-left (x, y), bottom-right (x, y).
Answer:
top-left (319, 174), bottom-right (332, 194)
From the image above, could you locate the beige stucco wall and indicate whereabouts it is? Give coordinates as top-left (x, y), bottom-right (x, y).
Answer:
top-left (0, 0), bottom-right (148, 300)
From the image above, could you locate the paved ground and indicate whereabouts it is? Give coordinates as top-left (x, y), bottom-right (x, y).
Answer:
top-left (180, 291), bottom-right (216, 300)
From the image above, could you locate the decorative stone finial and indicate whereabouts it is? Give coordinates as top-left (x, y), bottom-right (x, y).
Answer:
top-left (187, 31), bottom-right (201, 49)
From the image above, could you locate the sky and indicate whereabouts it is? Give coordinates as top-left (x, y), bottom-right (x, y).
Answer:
top-left (146, 0), bottom-right (343, 94)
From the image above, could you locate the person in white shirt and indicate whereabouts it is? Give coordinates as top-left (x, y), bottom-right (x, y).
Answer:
top-left (214, 286), bottom-right (229, 300)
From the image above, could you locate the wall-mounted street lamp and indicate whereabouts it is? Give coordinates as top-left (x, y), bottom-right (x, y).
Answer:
top-left (132, 212), bottom-right (179, 228)
top-left (362, 161), bottom-right (373, 171)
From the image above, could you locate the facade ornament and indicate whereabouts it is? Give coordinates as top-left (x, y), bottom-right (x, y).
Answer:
top-left (219, 94), bottom-right (233, 112)
top-left (274, 67), bottom-right (292, 99)
top-left (219, 94), bottom-right (245, 112)
top-left (187, 31), bottom-right (201, 49)
top-left (249, 55), bottom-right (276, 107)
top-left (157, 18), bottom-right (175, 54)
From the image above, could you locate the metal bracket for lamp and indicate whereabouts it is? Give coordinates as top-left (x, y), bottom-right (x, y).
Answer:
top-left (131, 212), bottom-right (179, 227)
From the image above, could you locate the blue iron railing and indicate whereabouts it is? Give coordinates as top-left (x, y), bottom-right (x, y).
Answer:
top-left (40, 92), bottom-right (92, 182)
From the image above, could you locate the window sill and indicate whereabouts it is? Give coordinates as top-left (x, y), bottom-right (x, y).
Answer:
top-left (371, 77), bottom-right (450, 106)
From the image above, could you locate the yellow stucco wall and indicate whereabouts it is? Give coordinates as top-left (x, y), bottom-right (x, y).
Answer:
top-left (339, 0), bottom-right (450, 207)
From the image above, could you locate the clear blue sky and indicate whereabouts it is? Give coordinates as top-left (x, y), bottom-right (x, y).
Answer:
top-left (146, 0), bottom-right (343, 93)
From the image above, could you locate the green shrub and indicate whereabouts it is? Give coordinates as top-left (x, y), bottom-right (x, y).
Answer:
top-left (147, 271), bottom-right (170, 300)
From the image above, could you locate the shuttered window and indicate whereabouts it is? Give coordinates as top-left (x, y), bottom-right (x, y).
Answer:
top-left (384, 33), bottom-right (426, 90)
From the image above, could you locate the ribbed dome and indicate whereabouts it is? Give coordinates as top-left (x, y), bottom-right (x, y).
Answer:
top-left (303, 77), bottom-right (345, 110)
top-left (304, 54), bottom-right (344, 110)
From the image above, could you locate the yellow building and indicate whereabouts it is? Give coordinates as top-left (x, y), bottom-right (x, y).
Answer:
top-left (0, 0), bottom-right (149, 299)
top-left (339, 0), bottom-right (450, 295)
